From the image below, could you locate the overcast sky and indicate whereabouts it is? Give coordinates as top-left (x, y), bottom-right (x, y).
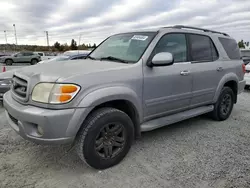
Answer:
top-left (0, 0), bottom-right (249, 46)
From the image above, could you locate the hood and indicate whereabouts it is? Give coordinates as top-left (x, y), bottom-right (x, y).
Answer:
top-left (0, 55), bottom-right (12, 59)
top-left (15, 59), bottom-right (130, 82)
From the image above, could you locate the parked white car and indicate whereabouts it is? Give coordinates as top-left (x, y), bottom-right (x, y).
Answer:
top-left (33, 52), bottom-right (56, 61)
top-left (245, 64), bottom-right (250, 88)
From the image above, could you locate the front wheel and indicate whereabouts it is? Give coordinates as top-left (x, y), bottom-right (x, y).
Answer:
top-left (211, 87), bottom-right (234, 121)
top-left (75, 107), bottom-right (134, 169)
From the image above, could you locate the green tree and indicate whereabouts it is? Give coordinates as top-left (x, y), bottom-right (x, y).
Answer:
top-left (238, 40), bottom-right (245, 49)
top-left (54, 42), bottom-right (61, 51)
top-left (70, 39), bottom-right (78, 50)
top-left (93, 43), bottom-right (97, 48)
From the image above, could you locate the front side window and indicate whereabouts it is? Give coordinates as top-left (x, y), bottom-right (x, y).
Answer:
top-left (16, 53), bottom-right (23, 57)
top-left (24, 52), bottom-right (33, 56)
top-left (90, 32), bottom-right (156, 63)
top-left (153, 33), bottom-right (187, 63)
top-left (189, 34), bottom-right (218, 62)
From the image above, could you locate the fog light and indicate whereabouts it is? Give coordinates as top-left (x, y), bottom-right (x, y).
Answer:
top-left (37, 125), bottom-right (44, 136)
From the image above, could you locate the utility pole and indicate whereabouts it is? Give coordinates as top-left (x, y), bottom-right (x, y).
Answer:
top-left (78, 33), bottom-right (82, 52)
top-left (4, 30), bottom-right (7, 44)
top-left (13, 24), bottom-right (17, 45)
top-left (45, 31), bottom-right (50, 51)
top-left (4, 30), bottom-right (7, 53)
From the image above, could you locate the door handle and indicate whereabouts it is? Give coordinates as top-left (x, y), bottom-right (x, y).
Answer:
top-left (217, 67), bottom-right (223, 72)
top-left (180, 70), bottom-right (190, 76)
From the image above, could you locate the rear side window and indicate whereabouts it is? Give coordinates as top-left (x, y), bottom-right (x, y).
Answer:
top-left (24, 52), bottom-right (33, 56)
top-left (219, 38), bottom-right (241, 60)
top-left (189, 34), bottom-right (218, 62)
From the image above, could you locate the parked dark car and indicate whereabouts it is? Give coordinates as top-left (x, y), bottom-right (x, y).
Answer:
top-left (39, 51), bottom-right (90, 64)
top-left (0, 76), bottom-right (12, 100)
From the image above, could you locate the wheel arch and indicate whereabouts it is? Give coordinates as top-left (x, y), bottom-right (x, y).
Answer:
top-left (213, 73), bottom-right (239, 103)
top-left (70, 87), bottom-right (143, 139)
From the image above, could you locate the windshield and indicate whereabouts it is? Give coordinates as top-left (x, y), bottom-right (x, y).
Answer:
top-left (89, 32), bottom-right (156, 63)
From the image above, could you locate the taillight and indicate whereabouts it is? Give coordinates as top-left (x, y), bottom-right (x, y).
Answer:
top-left (242, 64), bottom-right (246, 73)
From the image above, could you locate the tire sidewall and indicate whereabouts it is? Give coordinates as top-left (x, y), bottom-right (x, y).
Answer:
top-left (5, 59), bottom-right (13, 65)
top-left (82, 110), bottom-right (134, 169)
top-left (216, 87), bottom-right (234, 120)
top-left (31, 59), bottom-right (38, 65)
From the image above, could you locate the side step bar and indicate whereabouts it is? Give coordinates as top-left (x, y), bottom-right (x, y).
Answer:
top-left (141, 105), bottom-right (214, 132)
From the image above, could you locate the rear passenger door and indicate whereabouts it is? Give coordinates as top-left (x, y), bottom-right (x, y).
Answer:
top-left (187, 34), bottom-right (222, 107)
top-left (23, 52), bottom-right (33, 62)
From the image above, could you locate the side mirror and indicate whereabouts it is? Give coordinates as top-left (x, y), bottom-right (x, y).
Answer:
top-left (151, 52), bottom-right (174, 66)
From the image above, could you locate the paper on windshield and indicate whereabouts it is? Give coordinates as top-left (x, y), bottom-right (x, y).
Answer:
top-left (131, 35), bottom-right (148, 41)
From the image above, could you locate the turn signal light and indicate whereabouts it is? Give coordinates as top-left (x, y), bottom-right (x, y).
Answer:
top-left (61, 85), bottom-right (78, 93)
top-left (59, 94), bottom-right (72, 102)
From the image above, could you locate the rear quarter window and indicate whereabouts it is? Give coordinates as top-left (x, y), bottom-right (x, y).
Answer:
top-left (219, 37), bottom-right (241, 60)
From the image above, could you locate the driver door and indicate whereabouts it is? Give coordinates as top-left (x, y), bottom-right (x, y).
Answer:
top-left (143, 33), bottom-right (192, 120)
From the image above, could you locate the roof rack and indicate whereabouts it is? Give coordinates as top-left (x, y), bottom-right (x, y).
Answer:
top-left (167, 25), bottom-right (229, 37)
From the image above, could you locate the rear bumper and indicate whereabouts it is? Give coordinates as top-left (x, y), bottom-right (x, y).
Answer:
top-left (238, 80), bottom-right (246, 93)
top-left (244, 76), bottom-right (250, 86)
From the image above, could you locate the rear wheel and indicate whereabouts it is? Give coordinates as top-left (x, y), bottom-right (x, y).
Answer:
top-left (211, 87), bottom-right (234, 121)
top-left (75, 107), bottom-right (134, 169)
top-left (5, 59), bottom-right (13, 66)
top-left (31, 59), bottom-right (38, 65)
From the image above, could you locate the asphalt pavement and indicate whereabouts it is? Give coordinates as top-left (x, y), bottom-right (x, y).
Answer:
top-left (1, 91), bottom-right (250, 188)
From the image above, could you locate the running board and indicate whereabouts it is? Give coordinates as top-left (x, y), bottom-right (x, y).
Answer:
top-left (141, 105), bottom-right (214, 132)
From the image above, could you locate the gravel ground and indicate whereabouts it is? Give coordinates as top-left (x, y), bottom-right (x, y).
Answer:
top-left (1, 91), bottom-right (250, 188)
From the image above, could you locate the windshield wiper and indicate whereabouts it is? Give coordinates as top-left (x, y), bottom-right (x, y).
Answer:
top-left (100, 56), bottom-right (129, 63)
top-left (86, 56), bottom-right (96, 60)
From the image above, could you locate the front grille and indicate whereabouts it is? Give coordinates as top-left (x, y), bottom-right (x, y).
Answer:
top-left (8, 113), bottom-right (18, 125)
top-left (12, 76), bottom-right (28, 98)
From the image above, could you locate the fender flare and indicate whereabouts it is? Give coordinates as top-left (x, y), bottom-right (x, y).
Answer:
top-left (213, 73), bottom-right (239, 103)
top-left (67, 86), bottom-right (143, 138)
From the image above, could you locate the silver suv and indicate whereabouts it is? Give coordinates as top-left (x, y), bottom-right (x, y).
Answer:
top-left (3, 25), bottom-right (246, 169)
top-left (0, 51), bottom-right (41, 65)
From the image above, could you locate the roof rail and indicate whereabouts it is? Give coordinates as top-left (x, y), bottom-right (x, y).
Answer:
top-left (170, 25), bottom-right (229, 37)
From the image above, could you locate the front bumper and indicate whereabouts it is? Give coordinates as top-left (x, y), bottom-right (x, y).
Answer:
top-left (3, 91), bottom-right (90, 145)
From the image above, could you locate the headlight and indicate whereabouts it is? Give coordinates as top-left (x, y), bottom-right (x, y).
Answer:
top-left (32, 83), bottom-right (80, 104)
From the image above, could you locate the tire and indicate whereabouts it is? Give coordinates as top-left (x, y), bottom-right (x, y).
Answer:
top-left (5, 59), bottom-right (13, 66)
top-left (31, 59), bottom-right (38, 65)
top-left (75, 107), bottom-right (134, 169)
top-left (211, 87), bottom-right (234, 121)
